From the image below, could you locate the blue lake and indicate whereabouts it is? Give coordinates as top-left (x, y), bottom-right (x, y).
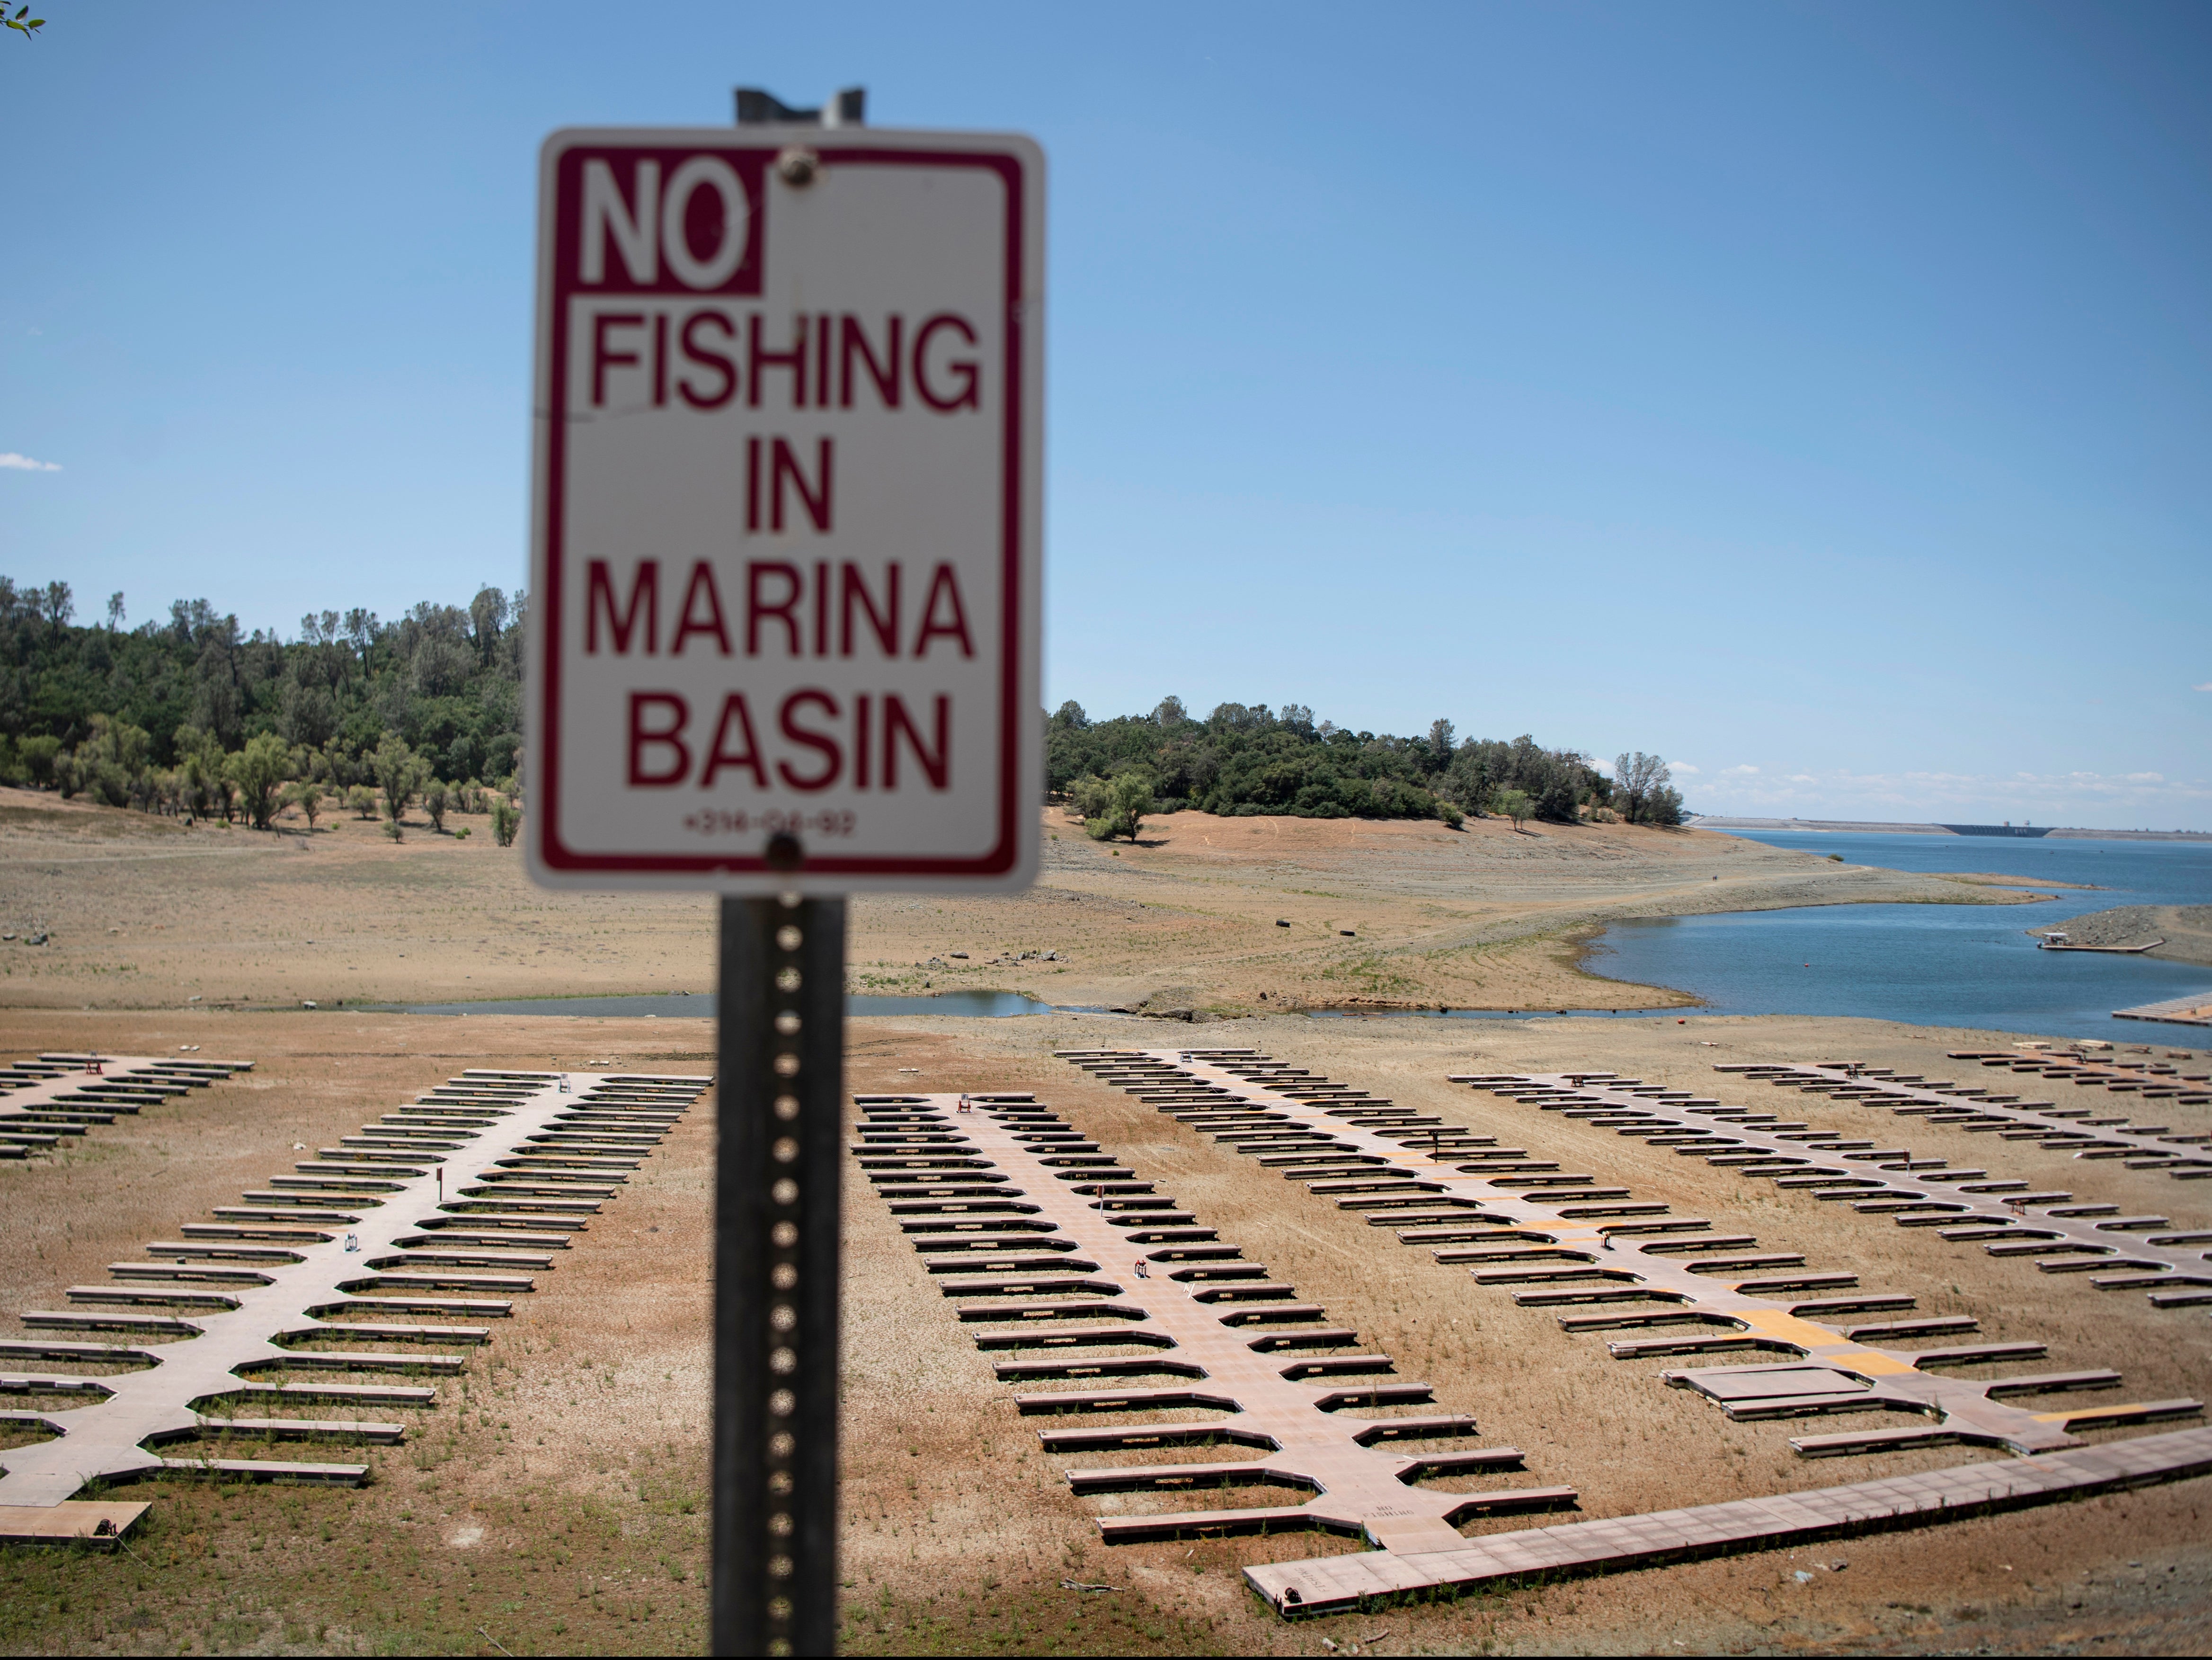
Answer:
top-left (383, 831), bottom-right (2209, 1040)
top-left (1586, 831), bottom-right (2212, 1042)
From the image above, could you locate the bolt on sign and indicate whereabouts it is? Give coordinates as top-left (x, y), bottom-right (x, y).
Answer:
top-left (526, 125), bottom-right (1043, 891)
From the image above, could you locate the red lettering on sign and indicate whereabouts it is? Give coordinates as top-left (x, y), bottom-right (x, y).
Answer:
top-left (883, 694), bottom-right (951, 789)
top-left (588, 561), bottom-right (659, 654)
top-left (700, 693), bottom-right (767, 787)
top-left (627, 692), bottom-right (690, 785)
top-left (840, 314), bottom-right (903, 408)
top-left (914, 313), bottom-right (980, 411)
top-left (915, 563), bottom-right (975, 659)
top-left (580, 159), bottom-right (659, 285)
top-left (746, 562), bottom-right (803, 656)
top-left (671, 562), bottom-right (731, 655)
top-left (592, 313), bottom-right (645, 406)
top-left (749, 312), bottom-right (808, 409)
top-left (677, 310), bottom-right (737, 409)
top-left (610, 687), bottom-right (959, 791)
top-left (770, 438), bottom-right (833, 533)
top-left (840, 562), bottom-right (901, 657)
top-left (777, 690), bottom-right (843, 791)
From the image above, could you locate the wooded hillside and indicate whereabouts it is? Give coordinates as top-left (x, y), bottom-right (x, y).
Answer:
top-left (0, 577), bottom-right (1684, 831)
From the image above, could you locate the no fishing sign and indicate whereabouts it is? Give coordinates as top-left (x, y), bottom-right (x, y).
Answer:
top-left (525, 124), bottom-right (1043, 892)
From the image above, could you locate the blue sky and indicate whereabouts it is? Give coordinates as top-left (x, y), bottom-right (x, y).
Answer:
top-left (4, 2), bottom-right (2209, 828)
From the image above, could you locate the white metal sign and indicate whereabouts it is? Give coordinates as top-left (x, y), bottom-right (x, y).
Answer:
top-left (525, 125), bottom-right (1042, 891)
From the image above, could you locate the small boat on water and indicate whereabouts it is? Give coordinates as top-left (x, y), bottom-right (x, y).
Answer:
top-left (2036, 930), bottom-right (2165, 954)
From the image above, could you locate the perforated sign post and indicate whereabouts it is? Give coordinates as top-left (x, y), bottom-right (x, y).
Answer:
top-left (527, 104), bottom-right (1041, 1656)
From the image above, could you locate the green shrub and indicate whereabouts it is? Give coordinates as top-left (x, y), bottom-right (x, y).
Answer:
top-left (1083, 770), bottom-right (1154, 842)
top-left (20, 734), bottom-right (62, 788)
top-left (226, 732), bottom-right (293, 829)
top-left (1043, 701), bottom-right (1643, 826)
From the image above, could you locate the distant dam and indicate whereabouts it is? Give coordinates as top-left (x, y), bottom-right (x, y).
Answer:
top-left (1689, 817), bottom-right (2209, 842)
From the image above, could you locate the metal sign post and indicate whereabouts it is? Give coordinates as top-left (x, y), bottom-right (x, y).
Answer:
top-left (713, 891), bottom-right (844, 1654)
top-left (525, 83), bottom-right (1042, 1659)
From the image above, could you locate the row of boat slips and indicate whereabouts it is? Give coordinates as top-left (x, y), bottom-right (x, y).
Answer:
top-left (1945, 1050), bottom-right (2211, 1098)
top-left (1085, 1051), bottom-right (2194, 1456)
top-left (1059, 1049), bottom-right (2209, 1618)
top-left (853, 1090), bottom-right (1573, 1556)
top-left (1498, 1068), bottom-right (2212, 1308)
top-left (0, 1067), bottom-right (707, 1545)
top-left (1730, 1058), bottom-right (2212, 1178)
top-left (0, 1053), bottom-right (252, 1156)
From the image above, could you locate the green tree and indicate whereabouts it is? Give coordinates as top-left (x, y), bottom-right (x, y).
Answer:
top-left (288, 779), bottom-right (325, 830)
top-left (227, 732), bottom-right (293, 829)
top-left (423, 779), bottom-right (449, 832)
top-left (175, 726), bottom-right (230, 822)
top-left (371, 734), bottom-right (427, 836)
top-left (1067, 773), bottom-right (1112, 822)
top-left (491, 795), bottom-right (521, 848)
top-left (1085, 769), bottom-right (1155, 842)
top-left (1492, 787), bottom-right (1532, 830)
top-left (74, 714), bottom-right (151, 808)
top-left (1613, 751), bottom-right (1672, 824)
top-left (17, 734), bottom-right (61, 787)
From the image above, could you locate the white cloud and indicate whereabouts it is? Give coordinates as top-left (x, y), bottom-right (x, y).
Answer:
top-left (1671, 762), bottom-right (1700, 775)
top-left (1723, 764), bottom-right (1759, 776)
top-left (0, 453), bottom-right (61, 472)
top-left (2194, 682), bottom-right (2212, 693)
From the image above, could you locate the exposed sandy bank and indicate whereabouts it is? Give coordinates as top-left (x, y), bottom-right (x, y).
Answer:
top-left (0, 789), bottom-right (2055, 1017)
top-left (2033, 904), bottom-right (2212, 969)
top-left (0, 1005), bottom-right (2205, 1655)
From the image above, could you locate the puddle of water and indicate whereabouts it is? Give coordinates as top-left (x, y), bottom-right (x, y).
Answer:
top-left (852, 991), bottom-right (1055, 1017)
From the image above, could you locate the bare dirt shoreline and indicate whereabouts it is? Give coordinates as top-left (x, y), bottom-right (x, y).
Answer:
top-left (2033, 905), bottom-right (2212, 969)
top-left (0, 1006), bottom-right (2207, 1655)
top-left (0, 787), bottom-right (2057, 1018)
top-left (5, 788), bottom-right (2206, 1655)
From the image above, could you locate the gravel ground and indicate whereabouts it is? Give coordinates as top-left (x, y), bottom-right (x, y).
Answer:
top-left (2033, 905), bottom-right (2212, 969)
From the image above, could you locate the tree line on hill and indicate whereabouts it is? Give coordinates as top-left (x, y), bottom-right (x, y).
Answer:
top-left (0, 577), bottom-right (523, 841)
top-left (0, 575), bottom-right (1685, 842)
top-left (1049, 698), bottom-right (1684, 840)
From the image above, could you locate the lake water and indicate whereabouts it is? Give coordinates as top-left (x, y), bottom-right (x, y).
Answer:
top-left (1585, 831), bottom-right (2212, 1042)
top-left (385, 831), bottom-right (2210, 1040)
